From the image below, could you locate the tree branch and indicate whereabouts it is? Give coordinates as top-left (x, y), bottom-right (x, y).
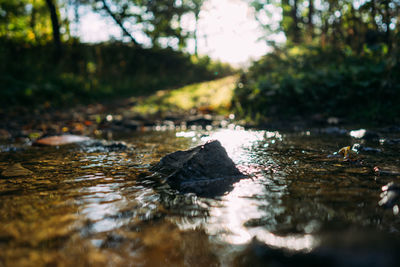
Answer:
top-left (99, 0), bottom-right (140, 46)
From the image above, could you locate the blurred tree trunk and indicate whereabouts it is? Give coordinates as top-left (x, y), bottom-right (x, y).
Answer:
top-left (384, 0), bottom-right (391, 49)
top-left (99, 0), bottom-right (140, 46)
top-left (45, 0), bottom-right (62, 54)
top-left (194, 11), bottom-right (200, 56)
top-left (320, 9), bottom-right (328, 48)
top-left (292, 0), bottom-right (300, 43)
top-left (308, 0), bottom-right (314, 40)
top-left (281, 0), bottom-right (300, 43)
top-left (194, 18), bottom-right (198, 55)
top-left (30, 3), bottom-right (38, 42)
top-left (370, 0), bottom-right (378, 30)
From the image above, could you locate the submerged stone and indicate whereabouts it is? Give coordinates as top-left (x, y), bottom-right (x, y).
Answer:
top-left (1, 163), bottom-right (33, 177)
top-left (151, 140), bottom-right (244, 196)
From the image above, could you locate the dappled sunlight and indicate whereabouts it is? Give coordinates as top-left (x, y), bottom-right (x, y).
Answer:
top-left (132, 75), bottom-right (238, 116)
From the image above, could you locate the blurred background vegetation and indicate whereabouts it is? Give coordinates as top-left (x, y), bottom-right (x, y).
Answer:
top-left (0, 0), bottom-right (233, 110)
top-left (1, 0), bottom-right (400, 124)
top-left (234, 0), bottom-right (400, 124)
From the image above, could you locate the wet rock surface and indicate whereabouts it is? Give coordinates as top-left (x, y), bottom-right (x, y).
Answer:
top-left (151, 140), bottom-right (244, 196)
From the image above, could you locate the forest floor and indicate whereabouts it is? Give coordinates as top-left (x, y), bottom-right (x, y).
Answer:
top-left (0, 75), bottom-right (239, 142)
top-left (1, 73), bottom-right (399, 145)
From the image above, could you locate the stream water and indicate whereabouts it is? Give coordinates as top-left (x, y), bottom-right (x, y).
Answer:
top-left (1, 128), bottom-right (400, 266)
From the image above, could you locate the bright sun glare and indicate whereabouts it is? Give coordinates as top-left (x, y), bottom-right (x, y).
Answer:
top-left (194, 0), bottom-right (269, 65)
top-left (78, 0), bottom-right (268, 65)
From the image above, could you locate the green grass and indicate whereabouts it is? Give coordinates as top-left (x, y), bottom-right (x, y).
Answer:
top-left (131, 75), bottom-right (239, 116)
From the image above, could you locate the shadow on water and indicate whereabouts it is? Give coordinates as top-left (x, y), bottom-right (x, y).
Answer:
top-left (1, 128), bottom-right (400, 266)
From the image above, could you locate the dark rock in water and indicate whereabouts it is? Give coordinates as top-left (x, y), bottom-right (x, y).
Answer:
top-left (379, 182), bottom-right (400, 209)
top-left (151, 140), bottom-right (244, 196)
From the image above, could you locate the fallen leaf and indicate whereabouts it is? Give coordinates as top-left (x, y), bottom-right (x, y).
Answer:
top-left (33, 135), bottom-right (91, 146)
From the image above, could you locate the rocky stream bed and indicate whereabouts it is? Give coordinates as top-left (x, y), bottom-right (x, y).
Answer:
top-left (1, 105), bottom-right (400, 266)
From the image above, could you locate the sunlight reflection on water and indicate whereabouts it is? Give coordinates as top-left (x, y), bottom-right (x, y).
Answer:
top-left (2, 127), bottom-right (400, 265)
top-left (201, 129), bottom-right (266, 162)
top-left (77, 182), bottom-right (125, 233)
top-left (175, 129), bottom-right (318, 251)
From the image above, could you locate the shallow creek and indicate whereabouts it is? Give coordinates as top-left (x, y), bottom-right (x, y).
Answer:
top-left (1, 128), bottom-right (400, 266)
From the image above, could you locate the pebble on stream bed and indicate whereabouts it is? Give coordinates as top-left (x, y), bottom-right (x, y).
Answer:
top-left (1, 163), bottom-right (33, 177)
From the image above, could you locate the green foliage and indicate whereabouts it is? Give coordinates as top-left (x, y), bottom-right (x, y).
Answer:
top-left (0, 0), bottom-right (206, 49)
top-left (88, 0), bottom-right (205, 48)
top-left (0, 39), bottom-right (234, 110)
top-left (238, 0), bottom-right (400, 125)
top-left (0, 0), bottom-right (53, 43)
top-left (251, 0), bottom-right (400, 52)
top-left (233, 45), bottom-right (400, 123)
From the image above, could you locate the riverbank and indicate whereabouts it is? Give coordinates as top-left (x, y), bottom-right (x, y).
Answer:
top-left (1, 73), bottom-right (400, 144)
top-left (0, 75), bottom-right (239, 142)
